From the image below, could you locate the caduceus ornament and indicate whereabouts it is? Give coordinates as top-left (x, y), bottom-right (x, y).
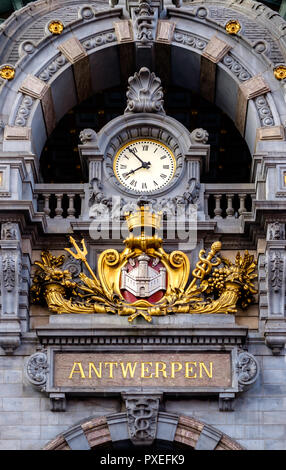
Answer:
top-left (31, 206), bottom-right (257, 323)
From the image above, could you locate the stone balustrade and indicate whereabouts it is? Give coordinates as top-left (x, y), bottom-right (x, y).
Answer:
top-left (204, 184), bottom-right (255, 220)
top-left (34, 184), bottom-right (84, 219)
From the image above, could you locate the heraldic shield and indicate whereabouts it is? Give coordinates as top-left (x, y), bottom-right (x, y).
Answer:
top-left (31, 205), bottom-right (257, 323)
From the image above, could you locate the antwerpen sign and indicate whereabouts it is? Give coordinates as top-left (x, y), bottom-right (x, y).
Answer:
top-left (54, 353), bottom-right (232, 389)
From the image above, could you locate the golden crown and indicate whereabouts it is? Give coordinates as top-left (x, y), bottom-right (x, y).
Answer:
top-left (125, 206), bottom-right (162, 232)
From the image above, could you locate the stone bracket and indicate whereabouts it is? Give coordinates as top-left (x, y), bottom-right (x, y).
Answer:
top-left (122, 392), bottom-right (162, 446)
top-left (49, 393), bottom-right (66, 412)
top-left (219, 392), bottom-right (235, 412)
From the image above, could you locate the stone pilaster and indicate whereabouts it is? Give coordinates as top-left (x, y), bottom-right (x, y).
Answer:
top-left (0, 222), bottom-right (22, 353)
top-left (264, 221), bottom-right (286, 354)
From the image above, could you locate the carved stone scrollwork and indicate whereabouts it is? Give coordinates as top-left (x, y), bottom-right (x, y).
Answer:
top-left (79, 128), bottom-right (97, 145)
top-left (134, 0), bottom-right (156, 45)
top-left (1, 222), bottom-right (17, 240)
top-left (123, 394), bottom-right (161, 445)
top-left (125, 67), bottom-right (165, 115)
top-left (26, 351), bottom-right (49, 390)
top-left (267, 221), bottom-right (285, 241)
top-left (190, 128), bottom-right (209, 145)
top-left (236, 351), bottom-right (259, 390)
top-left (270, 251), bottom-right (283, 293)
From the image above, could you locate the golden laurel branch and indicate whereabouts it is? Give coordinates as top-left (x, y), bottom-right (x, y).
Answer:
top-left (31, 208), bottom-right (257, 322)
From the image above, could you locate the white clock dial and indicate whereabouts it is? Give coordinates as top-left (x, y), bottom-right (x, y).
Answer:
top-left (113, 139), bottom-right (176, 193)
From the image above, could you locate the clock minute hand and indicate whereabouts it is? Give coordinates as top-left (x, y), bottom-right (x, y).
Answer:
top-left (128, 147), bottom-right (151, 169)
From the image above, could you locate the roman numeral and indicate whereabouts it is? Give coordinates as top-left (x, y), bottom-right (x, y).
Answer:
top-left (142, 182), bottom-right (147, 190)
top-left (160, 155), bottom-right (167, 160)
top-left (130, 179), bottom-right (137, 187)
top-left (160, 173), bottom-right (167, 179)
top-left (153, 148), bottom-right (158, 153)
top-left (120, 164), bottom-right (127, 169)
top-left (153, 180), bottom-right (158, 187)
top-left (163, 165), bottom-right (169, 169)
top-left (123, 172), bottom-right (130, 180)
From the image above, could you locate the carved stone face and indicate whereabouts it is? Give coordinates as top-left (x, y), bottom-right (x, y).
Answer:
top-left (113, 138), bottom-right (176, 193)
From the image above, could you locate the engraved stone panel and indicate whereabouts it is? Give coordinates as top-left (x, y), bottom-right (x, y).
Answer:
top-left (54, 352), bottom-right (232, 389)
top-left (256, 125), bottom-right (285, 141)
top-left (4, 126), bottom-right (31, 140)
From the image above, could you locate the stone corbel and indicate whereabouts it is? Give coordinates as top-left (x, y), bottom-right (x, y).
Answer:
top-left (0, 222), bottom-right (22, 353)
top-left (122, 392), bottom-right (162, 445)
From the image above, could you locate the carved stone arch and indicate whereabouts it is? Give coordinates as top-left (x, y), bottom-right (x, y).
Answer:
top-left (0, 0), bottom-right (286, 165)
top-left (0, 0), bottom-right (285, 162)
top-left (43, 412), bottom-right (244, 450)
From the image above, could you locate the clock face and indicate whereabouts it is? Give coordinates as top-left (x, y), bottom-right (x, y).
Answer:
top-left (113, 139), bottom-right (176, 193)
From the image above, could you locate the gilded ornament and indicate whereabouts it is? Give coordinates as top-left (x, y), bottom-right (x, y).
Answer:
top-left (225, 20), bottom-right (241, 35)
top-left (273, 65), bottom-right (286, 80)
top-left (0, 65), bottom-right (15, 81)
top-left (48, 20), bottom-right (64, 35)
top-left (31, 206), bottom-right (257, 322)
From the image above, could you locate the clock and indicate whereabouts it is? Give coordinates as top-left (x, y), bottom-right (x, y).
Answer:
top-left (113, 138), bottom-right (176, 194)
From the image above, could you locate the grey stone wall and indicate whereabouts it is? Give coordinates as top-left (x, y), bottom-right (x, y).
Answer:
top-left (0, 343), bottom-right (285, 450)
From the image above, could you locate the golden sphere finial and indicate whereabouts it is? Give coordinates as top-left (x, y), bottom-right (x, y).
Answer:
top-left (48, 20), bottom-right (64, 35)
top-left (225, 20), bottom-right (241, 35)
top-left (0, 65), bottom-right (15, 81)
top-left (273, 65), bottom-right (286, 81)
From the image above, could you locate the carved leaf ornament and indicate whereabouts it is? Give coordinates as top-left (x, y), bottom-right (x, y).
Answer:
top-left (125, 67), bottom-right (165, 115)
top-left (31, 206), bottom-right (257, 323)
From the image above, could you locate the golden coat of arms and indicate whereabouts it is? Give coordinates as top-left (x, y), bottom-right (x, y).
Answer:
top-left (31, 206), bottom-right (257, 322)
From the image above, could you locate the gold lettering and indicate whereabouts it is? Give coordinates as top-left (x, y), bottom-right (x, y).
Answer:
top-left (120, 362), bottom-right (138, 378)
top-left (170, 362), bottom-right (183, 378)
top-left (141, 362), bottom-right (153, 378)
top-left (154, 362), bottom-right (167, 378)
top-left (185, 362), bottom-right (197, 379)
top-left (69, 362), bottom-right (86, 379)
top-left (199, 362), bottom-right (213, 378)
top-left (104, 362), bottom-right (118, 378)
top-left (88, 362), bottom-right (102, 378)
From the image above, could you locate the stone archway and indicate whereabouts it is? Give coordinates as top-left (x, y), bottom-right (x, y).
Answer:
top-left (43, 413), bottom-right (244, 451)
top-left (0, 0), bottom-right (285, 162)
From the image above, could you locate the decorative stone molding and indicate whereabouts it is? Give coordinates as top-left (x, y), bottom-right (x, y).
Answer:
top-left (4, 126), bottom-right (31, 140)
top-left (0, 222), bottom-right (22, 353)
top-left (25, 351), bottom-right (49, 388)
top-left (63, 424), bottom-right (91, 450)
top-left (267, 221), bottom-right (285, 241)
top-left (190, 128), bottom-right (209, 144)
top-left (236, 351), bottom-right (259, 390)
top-left (239, 75), bottom-right (270, 100)
top-left (123, 393), bottom-right (162, 445)
top-left (156, 20), bottom-right (175, 44)
top-left (125, 67), bottom-right (165, 115)
top-left (195, 424), bottom-right (222, 450)
top-left (202, 35), bottom-right (232, 63)
top-left (58, 37), bottom-right (87, 64)
top-left (114, 20), bottom-right (134, 43)
top-left (256, 125), bottom-right (285, 143)
top-left (49, 393), bottom-right (66, 412)
top-left (19, 74), bottom-right (49, 99)
top-left (43, 412), bottom-right (244, 450)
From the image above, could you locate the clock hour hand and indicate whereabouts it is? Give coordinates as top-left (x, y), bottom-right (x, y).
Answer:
top-left (128, 147), bottom-right (151, 169)
top-left (124, 165), bottom-right (144, 177)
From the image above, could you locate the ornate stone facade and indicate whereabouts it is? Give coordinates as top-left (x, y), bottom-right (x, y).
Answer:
top-left (0, 0), bottom-right (285, 453)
